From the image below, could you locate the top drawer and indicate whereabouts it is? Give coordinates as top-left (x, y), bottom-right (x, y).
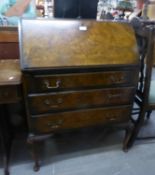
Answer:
top-left (24, 70), bottom-right (138, 93)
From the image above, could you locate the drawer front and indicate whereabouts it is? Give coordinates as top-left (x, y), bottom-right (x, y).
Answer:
top-left (0, 85), bottom-right (21, 104)
top-left (0, 43), bottom-right (19, 60)
top-left (30, 106), bottom-right (131, 134)
top-left (28, 87), bottom-right (135, 114)
top-left (25, 70), bottom-right (138, 93)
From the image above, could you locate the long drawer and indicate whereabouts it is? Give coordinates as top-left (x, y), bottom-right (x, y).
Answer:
top-left (30, 106), bottom-right (131, 134)
top-left (25, 70), bottom-right (138, 93)
top-left (28, 87), bottom-right (135, 114)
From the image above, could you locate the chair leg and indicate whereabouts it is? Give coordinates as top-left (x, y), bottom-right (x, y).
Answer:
top-left (146, 110), bottom-right (152, 120)
top-left (126, 110), bottom-right (146, 149)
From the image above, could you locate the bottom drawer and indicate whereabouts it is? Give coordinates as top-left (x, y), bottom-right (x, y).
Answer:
top-left (30, 106), bottom-right (131, 134)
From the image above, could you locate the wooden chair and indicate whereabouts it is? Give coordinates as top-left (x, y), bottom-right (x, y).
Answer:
top-left (127, 24), bottom-right (155, 148)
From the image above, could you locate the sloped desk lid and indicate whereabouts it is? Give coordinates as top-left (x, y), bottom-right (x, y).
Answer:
top-left (19, 19), bottom-right (139, 70)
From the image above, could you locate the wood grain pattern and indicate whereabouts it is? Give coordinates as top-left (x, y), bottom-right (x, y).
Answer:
top-left (0, 59), bottom-right (22, 85)
top-left (30, 106), bottom-right (131, 134)
top-left (0, 59), bottom-right (21, 85)
top-left (21, 19), bottom-right (140, 159)
top-left (0, 43), bottom-right (19, 60)
top-left (24, 70), bottom-right (138, 93)
top-left (0, 27), bottom-right (18, 42)
top-left (28, 87), bottom-right (134, 114)
top-left (0, 27), bottom-right (19, 60)
top-left (20, 19), bottom-right (139, 69)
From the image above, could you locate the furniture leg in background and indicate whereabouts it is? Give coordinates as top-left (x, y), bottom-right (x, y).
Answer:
top-left (0, 59), bottom-right (22, 175)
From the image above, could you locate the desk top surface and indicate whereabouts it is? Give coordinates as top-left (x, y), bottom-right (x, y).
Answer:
top-left (0, 59), bottom-right (21, 85)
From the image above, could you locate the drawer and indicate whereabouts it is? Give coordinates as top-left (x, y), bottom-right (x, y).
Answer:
top-left (25, 70), bottom-right (138, 93)
top-left (0, 43), bottom-right (19, 60)
top-left (28, 87), bottom-right (135, 114)
top-left (0, 85), bottom-right (21, 104)
top-left (30, 106), bottom-right (131, 134)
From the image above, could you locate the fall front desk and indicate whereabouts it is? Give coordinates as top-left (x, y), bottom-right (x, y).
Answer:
top-left (1, 19), bottom-right (139, 172)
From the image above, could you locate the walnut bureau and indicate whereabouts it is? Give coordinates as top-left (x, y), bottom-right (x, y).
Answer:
top-left (19, 19), bottom-right (139, 171)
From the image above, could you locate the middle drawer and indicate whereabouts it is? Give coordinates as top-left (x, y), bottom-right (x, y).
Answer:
top-left (28, 87), bottom-right (134, 114)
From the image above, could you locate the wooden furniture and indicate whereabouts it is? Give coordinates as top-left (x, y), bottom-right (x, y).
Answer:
top-left (153, 38), bottom-right (155, 65)
top-left (19, 19), bottom-right (140, 171)
top-left (0, 27), bottom-right (21, 175)
top-left (0, 27), bottom-right (19, 60)
top-left (127, 25), bottom-right (155, 148)
top-left (0, 59), bottom-right (21, 175)
top-left (0, 59), bottom-right (21, 102)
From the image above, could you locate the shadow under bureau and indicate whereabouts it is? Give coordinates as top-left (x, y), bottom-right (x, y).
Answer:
top-left (19, 19), bottom-right (139, 171)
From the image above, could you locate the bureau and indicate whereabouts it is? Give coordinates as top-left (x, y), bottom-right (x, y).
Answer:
top-left (19, 19), bottom-right (139, 171)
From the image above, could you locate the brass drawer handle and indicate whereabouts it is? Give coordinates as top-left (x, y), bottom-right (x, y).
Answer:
top-left (108, 93), bottom-right (121, 99)
top-left (108, 118), bottom-right (116, 121)
top-left (47, 119), bottom-right (64, 129)
top-left (44, 79), bottom-right (61, 89)
top-left (110, 75), bottom-right (124, 83)
top-left (105, 116), bottom-right (116, 121)
top-left (44, 98), bottom-right (63, 108)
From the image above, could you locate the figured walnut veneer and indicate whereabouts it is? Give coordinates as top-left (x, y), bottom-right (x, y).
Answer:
top-left (20, 20), bottom-right (139, 69)
top-left (0, 27), bottom-right (19, 60)
top-left (19, 19), bottom-right (140, 171)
